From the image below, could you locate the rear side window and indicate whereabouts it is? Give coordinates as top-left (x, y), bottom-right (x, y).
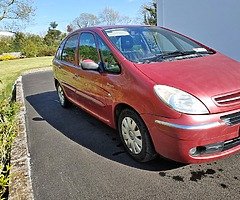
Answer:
top-left (61, 34), bottom-right (79, 64)
top-left (55, 42), bottom-right (64, 60)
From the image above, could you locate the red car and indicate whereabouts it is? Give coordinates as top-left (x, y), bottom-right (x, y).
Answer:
top-left (53, 25), bottom-right (240, 163)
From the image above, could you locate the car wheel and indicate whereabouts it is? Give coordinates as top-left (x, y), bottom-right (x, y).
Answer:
top-left (57, 83), bottom-right (69, 108)
top-left (118, 109), bottom-right (156, 162)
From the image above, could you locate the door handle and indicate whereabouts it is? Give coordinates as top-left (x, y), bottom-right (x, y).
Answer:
top-left (107, 82), bottom-right (114, 88)
top-left (73, 74), bottom-right (81, 79)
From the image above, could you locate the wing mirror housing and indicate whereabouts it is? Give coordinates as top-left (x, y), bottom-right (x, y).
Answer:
top-left (81, 59), bottom-right (99, 70)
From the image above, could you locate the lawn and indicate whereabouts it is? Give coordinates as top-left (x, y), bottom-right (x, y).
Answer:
top-left (0, 56), bottom-right (53, 99)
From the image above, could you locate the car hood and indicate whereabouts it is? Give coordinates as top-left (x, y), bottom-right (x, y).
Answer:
top-left (134, 53), bottom-right (240, 114)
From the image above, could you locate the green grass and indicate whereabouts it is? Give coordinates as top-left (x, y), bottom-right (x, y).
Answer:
top-left (0, 56), bottom-right (53, 99)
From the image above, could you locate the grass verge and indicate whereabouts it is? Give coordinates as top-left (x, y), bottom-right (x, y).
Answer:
top-left (0, 56), bottom-right (53, 99)
top-left (0, 56), bottom-right (53, 199)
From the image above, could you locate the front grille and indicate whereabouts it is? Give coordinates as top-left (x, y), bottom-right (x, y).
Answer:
top-left (214, 91), bottom-right (240, 106)
top-left (220, 111), bottom-right (240, 125)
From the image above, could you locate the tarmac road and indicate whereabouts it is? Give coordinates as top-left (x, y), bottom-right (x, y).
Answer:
top-left (23, 71), bottom-right (240, 200)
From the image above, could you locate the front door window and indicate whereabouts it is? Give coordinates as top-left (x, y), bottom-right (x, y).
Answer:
top-left (79, 33), bottom-right (99, 64)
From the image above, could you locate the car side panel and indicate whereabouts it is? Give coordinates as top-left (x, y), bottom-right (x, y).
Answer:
top-left (55, 60), bottom-right (78, 100)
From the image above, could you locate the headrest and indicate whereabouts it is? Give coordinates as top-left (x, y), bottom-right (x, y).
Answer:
top-left (121, 35), bottom-right (134, 51)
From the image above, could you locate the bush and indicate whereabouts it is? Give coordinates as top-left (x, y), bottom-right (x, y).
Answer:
top-left (37, 45), bottom-right (56, 57)
top-left (0, 54), bottom-right (17, 61)
top-left (0, 38), bottom-right (14, 55)
top-left (0, 31), bottom-right (62, 58)
top-left (0, 100), bottom-right (18, 198)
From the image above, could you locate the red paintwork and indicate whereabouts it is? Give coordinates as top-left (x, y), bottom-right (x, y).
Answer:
top-left (135, 53), bottom-right (240, 114)
top-left (53, 26), bottom-right (240, 163)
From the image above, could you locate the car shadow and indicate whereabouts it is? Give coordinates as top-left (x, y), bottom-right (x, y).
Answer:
top-left (26, 91), bottom-right (185, 172)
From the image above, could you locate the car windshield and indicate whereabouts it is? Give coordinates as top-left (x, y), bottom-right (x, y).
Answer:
top-left (104, 27), bottom-right (214, 63)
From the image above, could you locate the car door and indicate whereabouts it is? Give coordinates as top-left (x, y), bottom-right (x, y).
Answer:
top-left (74, 31), bottom-right (121, 125)
top-left (56, 33), bottom-right (80, 102)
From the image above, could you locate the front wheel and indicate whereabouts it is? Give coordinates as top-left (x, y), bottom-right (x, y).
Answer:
top-left (118, 109), bottom-right (156, 162)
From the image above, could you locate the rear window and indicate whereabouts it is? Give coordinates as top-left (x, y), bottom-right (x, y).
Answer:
top-left (61, 34), bottom-right (79, 64)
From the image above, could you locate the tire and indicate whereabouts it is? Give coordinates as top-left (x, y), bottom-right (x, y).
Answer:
top-left (57, 83), bottom-right (70, 108)
top-left (118, 109), bottom-right (156, 162)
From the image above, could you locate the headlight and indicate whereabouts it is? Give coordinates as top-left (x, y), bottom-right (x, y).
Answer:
top-left (154, 85), bottom-right (209, 114)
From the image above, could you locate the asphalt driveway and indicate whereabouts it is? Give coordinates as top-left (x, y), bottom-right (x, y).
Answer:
top-left (23, 71), bottom-right (240, 200)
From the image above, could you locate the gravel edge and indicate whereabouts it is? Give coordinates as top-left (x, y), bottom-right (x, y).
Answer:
top-left (9, 67), bottom-right (52, 200)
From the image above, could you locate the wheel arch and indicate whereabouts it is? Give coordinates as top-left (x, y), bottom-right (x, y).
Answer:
top-left (114, 103), bottom-right (134, 128)
top-left (114, 103), bottom-right (157, 161)
top-left (114, 103), bottom-right (154, 143)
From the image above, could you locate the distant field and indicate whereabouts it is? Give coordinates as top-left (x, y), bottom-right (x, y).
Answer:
top-left (0, 56), bottom-right (53, 99)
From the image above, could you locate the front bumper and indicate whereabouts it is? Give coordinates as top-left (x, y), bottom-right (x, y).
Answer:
top-left (141, 110), bottom-right (240, 163)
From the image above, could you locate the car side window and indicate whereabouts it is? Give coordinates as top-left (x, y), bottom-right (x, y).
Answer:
top-left (79, 33), bottom-right (99, 65)
top-left (97, 36), bottom-right (121, 74)
top-left (55, 41), bottom-right (65, 60)
top-left (61, 34), bottom-right (78, 64)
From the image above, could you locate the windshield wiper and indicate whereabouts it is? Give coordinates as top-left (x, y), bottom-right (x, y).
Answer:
top-left (162, 50), bottom-right (213, 57)
top-left (145, 50), bottom-right (214, 63)
top-left (180, 50), bottom-right (214, 55)
top-left (145, 51), bottom-right (185, 62)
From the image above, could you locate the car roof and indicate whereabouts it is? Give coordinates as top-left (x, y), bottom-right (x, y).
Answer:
top-left (71, 25), bottom-right (158, 33)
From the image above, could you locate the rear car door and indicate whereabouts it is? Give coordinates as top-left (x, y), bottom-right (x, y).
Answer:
top-left (54, 33), bottom-right (80, 102)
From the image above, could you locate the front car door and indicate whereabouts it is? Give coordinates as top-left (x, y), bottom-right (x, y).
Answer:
top-left (75, 31), bottom-right (121, 125)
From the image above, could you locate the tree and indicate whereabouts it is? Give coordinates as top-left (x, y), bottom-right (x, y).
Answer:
top-left (68, 7), bottom-right (138, 31)
top-left (0, 0), bottom-right (34, 22)
top-left (50, 21), bottom-right (58, 29)
top-left (44, 22), bottom-right (64, 47)
top-left (142, 0), bottom-right (157, 25)
top-left (69, 13), bottom-right (100, 30)
top-left (12, 32), bottom-right (25, 51)
top-left (67, 25), bottom-right (73, 33)
top-left (0, 37), bottom-right (14, 54)
top-left (21, 34), bottom-right (43, 57)
top-left (99, 7), bottom-right (120, 25)
top-left (99, 7), bottom-right (138, 25)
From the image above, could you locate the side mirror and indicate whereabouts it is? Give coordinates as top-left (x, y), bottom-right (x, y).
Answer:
top-left (81, 59), bottom-right (99, 70)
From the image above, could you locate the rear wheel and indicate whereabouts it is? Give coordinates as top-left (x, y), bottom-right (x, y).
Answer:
top-left (57, 83), bottom-right (70, 108)
top-left (118, 109), bottom-right (156, 162)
